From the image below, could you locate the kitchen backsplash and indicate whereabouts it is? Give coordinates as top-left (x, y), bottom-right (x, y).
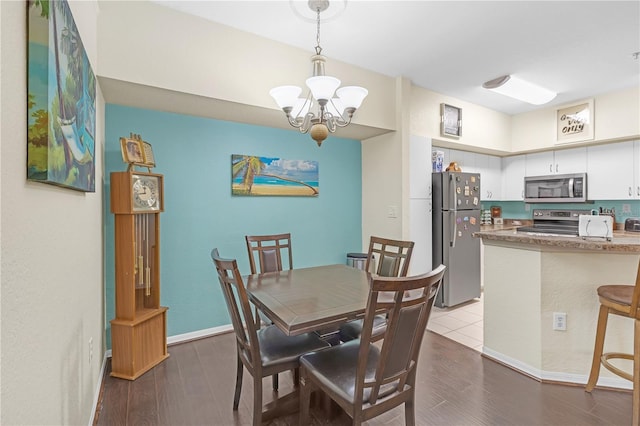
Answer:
top-left (480, 200), bottom-right (640, 224)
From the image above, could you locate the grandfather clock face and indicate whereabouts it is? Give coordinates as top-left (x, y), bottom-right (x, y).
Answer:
top-left (132, 174), bottom-right (160, 212)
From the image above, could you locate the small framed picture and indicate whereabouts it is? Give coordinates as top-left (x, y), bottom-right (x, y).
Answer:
top-left (441, 103), bottom-right (462, 138)
top-left (120, 137), bottom-right (144, 164)
top-left (141, 141), bottom-right (156, 167)
top-left (556, 99), bottom-right (594, 144)
top-left (120, 137), bottom-right (156, 168)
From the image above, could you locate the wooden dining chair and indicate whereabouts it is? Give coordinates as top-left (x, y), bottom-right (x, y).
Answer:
top-left (586, 257), bottom-right (640, 425)
top-left (245, 232), bottom-right (293, 390)
top-left (338, 236), bottom-right (415, 342)
top-left (299, 264), bottom-right (446, 426)
top-left (210, 249), bottom-right (329, 426)
top-left (245, 233), bottom-right (292, 276)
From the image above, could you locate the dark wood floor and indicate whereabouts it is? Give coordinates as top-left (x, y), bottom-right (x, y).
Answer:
top-left (95, 331), bottom-right (631, 425)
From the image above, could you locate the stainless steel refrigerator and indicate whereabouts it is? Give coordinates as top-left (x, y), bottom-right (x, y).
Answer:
top-left (432, 171), bottom-right (482, 308)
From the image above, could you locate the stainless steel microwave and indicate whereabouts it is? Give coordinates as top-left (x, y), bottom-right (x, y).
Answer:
top-left (524, 173), bottom-right (587, 203)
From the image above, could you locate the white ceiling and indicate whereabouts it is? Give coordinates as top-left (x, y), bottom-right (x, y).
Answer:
top-left (152, 0), bottom-right (640, 116)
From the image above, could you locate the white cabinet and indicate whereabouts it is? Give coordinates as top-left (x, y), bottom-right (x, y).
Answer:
top-left (475, 153), bottom-right (502, 200)
top-left (525, 147), bottom-right (587, 176)
top-left (587, 141), bottom-right (635, 200)
top-left (449, 149), bottom-right (477, 173)
top-left (409, 199), bottom-right (432, 275)
top-left (502, 155), bottom-right (526, 200)
top-left (410, 135), bottom-right (432, 275)
top-left (410, 135), bottom-right (431, 199)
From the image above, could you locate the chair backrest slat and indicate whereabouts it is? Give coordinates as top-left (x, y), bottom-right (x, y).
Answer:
top-left (245, 233), bottom-right (293, 274)
top-left (211, 248), bottom-right (261, 370)
top-left (355, 264), bottom-right (446, 405)
top-left (366, 236), bottom-right (414, 277)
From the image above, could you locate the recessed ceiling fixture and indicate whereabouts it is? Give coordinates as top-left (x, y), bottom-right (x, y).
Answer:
top-left (269, 0), bottom-right (368, 146)
top-left (482, 75), bottom-right (557, 105)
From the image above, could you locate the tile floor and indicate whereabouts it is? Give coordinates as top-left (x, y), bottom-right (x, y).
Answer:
top-left (427, 292), bottom-right (484, 352)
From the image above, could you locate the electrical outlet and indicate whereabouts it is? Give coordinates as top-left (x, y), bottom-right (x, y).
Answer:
top-left (553, 312), bottom-right (567, 331)
top-left (89, 337), bottom-right (93, 364)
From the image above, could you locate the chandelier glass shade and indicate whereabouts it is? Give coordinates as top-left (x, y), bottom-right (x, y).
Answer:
top-left (269, 1), bottom-right (368, 146)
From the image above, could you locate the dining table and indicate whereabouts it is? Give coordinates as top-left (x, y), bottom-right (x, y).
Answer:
top-left (244, 263), bottom-right (372, 338)
top-left (243, 263), bottom-right (373, 421)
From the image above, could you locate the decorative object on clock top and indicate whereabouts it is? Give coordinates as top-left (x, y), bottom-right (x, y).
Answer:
top-left (109, 134), bottom-right (168, 380)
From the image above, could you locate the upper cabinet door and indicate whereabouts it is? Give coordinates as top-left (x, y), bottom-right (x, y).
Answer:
top-left (475, 153), bottom-right (502, 200)
top-left (449, 149), bottom-right (477, 173)
top-left (525, 151), bottom-right (555, 176)
top-left (409, 135), bottom-right (431, 199)
top-left (553, 147), bottom-right (587, 174)
top-left (587, 141), bottom-right (634, 200)
top-left (502, 155), bottom-right (526, 200)
top-left (525, 148), bottom-right (587, 176)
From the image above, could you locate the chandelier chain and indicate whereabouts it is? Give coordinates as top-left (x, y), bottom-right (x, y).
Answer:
top-left (314, 6), bottom-right (322, 55)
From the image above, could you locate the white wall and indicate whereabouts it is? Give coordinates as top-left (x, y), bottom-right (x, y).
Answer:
top-left (0, 1), bottom-right (104, 424)
top-left (410, 85), bottom-right (512, 154)
top-left (511, 87), bottom-right (640, 152)
top-left (96, 0), bottom-right (397, 137)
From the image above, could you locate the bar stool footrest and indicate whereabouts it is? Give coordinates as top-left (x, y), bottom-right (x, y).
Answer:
top-left (602, 352), bottom-right (634, 382)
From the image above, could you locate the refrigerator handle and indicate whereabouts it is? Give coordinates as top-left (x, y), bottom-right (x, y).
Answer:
top-left (450, 210), bottom-right (457, 247)
top-left (450, 173), bottom-right (456, 210)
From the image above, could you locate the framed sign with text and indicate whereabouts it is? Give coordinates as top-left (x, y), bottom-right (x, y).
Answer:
top-left (556, 99), bottom-right (594, 144)
top-left (440, 103), bottom-right (462, 138)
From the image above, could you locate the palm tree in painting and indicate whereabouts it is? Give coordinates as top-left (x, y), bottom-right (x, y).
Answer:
top-left (232, 155), bottom-right (265, 193)
top-left (232, 155), bottom-right (318, 195)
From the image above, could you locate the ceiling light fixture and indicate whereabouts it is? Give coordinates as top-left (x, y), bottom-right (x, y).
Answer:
top-left (269, 0), bottom-right (368, 146)
top-left (482, 75), bottom-right (557, 105)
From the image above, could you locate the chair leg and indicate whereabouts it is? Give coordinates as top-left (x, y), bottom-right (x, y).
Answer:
top-left (293, 367), bottom-right (300, 386)
top-left (233, 354), bottom-right (243, 410)
top-left (299, 369), bottom-right (313, 425)
top-left (586, 304), bottom-right (609, 392)
top-left (633, 319), bottom-right (640, 426)
top-left (272, 373), bottom-right (279, 391)
top-left (405, 395), bottom-right (416, 426)
top-left (252, 373), bottom-right (263, 426)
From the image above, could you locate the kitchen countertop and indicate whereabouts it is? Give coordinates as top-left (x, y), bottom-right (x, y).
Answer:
top-left (475, 226), bottom-right (640, 252)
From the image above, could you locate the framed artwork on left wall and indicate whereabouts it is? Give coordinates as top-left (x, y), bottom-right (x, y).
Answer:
top-left (27, 0), bottom-right (97, 192)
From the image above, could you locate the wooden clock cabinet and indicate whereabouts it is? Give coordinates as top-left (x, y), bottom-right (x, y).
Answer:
top-left (110, 171), bottom-right (169, 380)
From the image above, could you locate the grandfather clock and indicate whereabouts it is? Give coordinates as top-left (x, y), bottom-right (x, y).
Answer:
top-left (110, 136), bottom-right (168, 380)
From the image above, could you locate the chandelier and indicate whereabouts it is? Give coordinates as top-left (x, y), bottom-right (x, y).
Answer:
top-left (269, 0), bottom-right (368, 146)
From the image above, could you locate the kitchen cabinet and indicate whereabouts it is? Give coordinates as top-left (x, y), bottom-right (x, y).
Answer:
top-left (502, 155), bottom-right (526, 200)
top-left (433, 147), bottom-right (502, 200)
top-left (449, 149), bottom-right (477, 173)
top-left (475, 153), bottom-right (502, 200)
top-left (525, 147), bottom-right (587, 176)
top-left (587, 141), bottom-right (635, 200)
top-left (410, 135), bottom-right (431, 199)
top-left (410, 135), bottom-right (432, 275)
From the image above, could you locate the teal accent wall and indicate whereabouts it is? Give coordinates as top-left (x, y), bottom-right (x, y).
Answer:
top-left (104, 105), bottom-right (363, 346)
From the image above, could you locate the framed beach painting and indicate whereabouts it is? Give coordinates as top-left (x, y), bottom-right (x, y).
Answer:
top-left (231, 155), bottom-right (319, 197)
top-left (27, 0), bottom-right (97, 192)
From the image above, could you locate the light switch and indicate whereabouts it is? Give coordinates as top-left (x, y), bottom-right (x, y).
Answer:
top-left (387, 205), bottom-right (398, 218)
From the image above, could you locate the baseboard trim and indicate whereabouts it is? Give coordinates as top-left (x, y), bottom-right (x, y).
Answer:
top-left (482, 346), bottom-right (632, 390)
top-left (92, 324), bottom-right (234, 425)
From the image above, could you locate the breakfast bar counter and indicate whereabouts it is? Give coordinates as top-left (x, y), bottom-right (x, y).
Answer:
top-left (475, 226), bottom-right (640, 389)
top-left (476, 228), bottom-right (640, 252)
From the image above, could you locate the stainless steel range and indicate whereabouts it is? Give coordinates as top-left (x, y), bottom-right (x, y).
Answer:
top-left (517, 209), bottom-right (592, 236)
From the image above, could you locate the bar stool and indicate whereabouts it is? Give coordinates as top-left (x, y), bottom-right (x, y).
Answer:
top-left (585, 257), bottom-right (640, 425)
